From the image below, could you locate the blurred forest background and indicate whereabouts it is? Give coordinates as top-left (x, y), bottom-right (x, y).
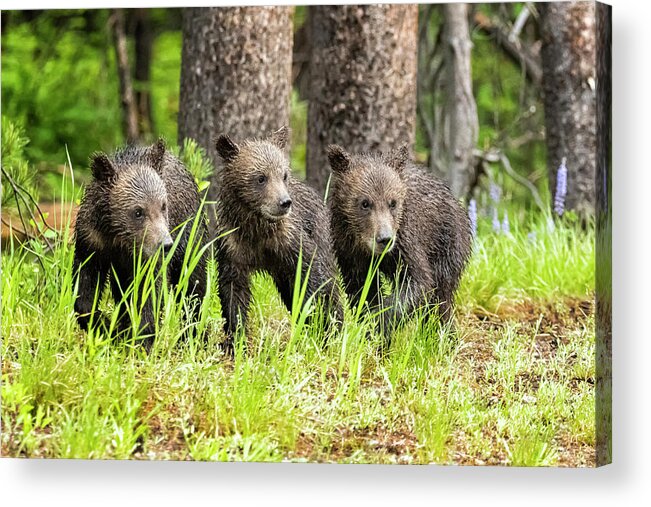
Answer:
top-left (2, 3), bottom-right (607, 229)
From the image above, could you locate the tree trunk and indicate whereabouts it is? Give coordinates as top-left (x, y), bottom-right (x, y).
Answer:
top-left (306, 5), bottom-right (418, 195)
top-left (540, 1), bottom-right (597, 217)
top-left (178, 7), bottom-right (293, 200)
top-left (431, 3), bottom-right (479, 199)
top-left (133, 8), bottom-right (154, 138)
top-left (111, 9), bottom-right (139, 144)
top-left (292, 20), bottom-right (310, 101)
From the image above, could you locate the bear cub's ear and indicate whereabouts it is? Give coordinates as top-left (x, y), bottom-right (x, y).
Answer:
top-left (90, 152), bottom-right (115, 182)
top-left (268, 126), bottom-right (290, 151)
top-left (150, 138), bottom-right (166, 176)
top-left (215, 135), bottom-right (240, 163)
top-left (386, 145), bottom-right (410, 174)
top-left (327, 145), bottom-right (352, 174)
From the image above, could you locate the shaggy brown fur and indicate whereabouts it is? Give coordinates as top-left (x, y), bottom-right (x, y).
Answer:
top-left (214, 127), bottom-right (342, 348)
top-left (327, 144), bottom-right (472, 332)
top-left (73, 140), bottom-right (208, 342)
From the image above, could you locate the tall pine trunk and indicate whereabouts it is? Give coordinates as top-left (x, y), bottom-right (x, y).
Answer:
top-left (305, 5), bottom-right (418, 195)
top-left (111, 9), bottom-right (139, 144)
top-left (178, 6), bottom-right (293, 204)
top-left (133, 8), bottom-right (154, 138)
top-left (540, 1), bottom-right (597, 217)
top-left (432, 3), bottom-right (478, 199)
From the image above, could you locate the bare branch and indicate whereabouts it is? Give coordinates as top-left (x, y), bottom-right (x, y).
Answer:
top-left (474, 11), bottom-right (542, 86)
top-left (1, 165), bottom-right (57, 250)
top-left (473, 148), bottom-right (546, 211)
top-left (510, 3), bottom-right (531, 39)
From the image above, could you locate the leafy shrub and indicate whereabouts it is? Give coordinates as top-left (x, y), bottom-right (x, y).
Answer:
top-left (1, 116), bottom-right (38, 209)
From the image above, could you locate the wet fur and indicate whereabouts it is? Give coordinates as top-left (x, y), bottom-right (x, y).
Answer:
top-left (73, 141), bottom-right (208, 342)
top-left (214, 128), bottom-right (343, 347)
top-left (328, 146), bottom-right (472, 331)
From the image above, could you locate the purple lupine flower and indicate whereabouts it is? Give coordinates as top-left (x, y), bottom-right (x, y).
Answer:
top-left (489, 182), bottom-right (501, 204)
top-left (468, 199), bottom-right (477, 237)
top-left (501, 212), bottom-right (510, 234)
top-left (554, 158), bottom-right (568, 216)
top-left (492, 207), bottom-right (500, 233)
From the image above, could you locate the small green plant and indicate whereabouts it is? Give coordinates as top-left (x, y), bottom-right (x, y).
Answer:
top-left (176, 138), bottom-right (214, 192)
top-left (1, 116), bottom-right (38, 208)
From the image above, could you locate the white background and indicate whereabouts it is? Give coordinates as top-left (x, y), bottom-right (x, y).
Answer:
top-left (1, 0), bottom-right (649, 504)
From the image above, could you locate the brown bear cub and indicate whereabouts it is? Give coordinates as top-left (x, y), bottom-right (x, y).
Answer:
top-left (327, 144), bottom-right (471, 332)
top-left (214, 127), bottom-right (342, 349)
top-left (73, 140), bottom-right (208, 342)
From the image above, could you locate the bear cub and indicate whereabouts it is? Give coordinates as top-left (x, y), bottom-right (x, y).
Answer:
top-left (73, 139), bottom-right (208, 341)
top-left (214, 127), bottom-right (342, 349)
top-left (327, 144), bottom-right (471, 332)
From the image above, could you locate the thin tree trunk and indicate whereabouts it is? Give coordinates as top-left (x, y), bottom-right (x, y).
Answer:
top-left (432, 3), bottom-right (479, 199)
top-left (306, 5), bottom-right (418, 195)
top-left (178, 7), bottom-right (293, 205)
top-left (111, 9), bottom-right (139, 144)
top-left (292, 20), bottom-right (310, 101)
top-left (134, 8), bottom-right (154, 138)
top-left (540, 1), bottom-right (597, 217)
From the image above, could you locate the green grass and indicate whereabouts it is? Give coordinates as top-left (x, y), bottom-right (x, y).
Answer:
top-left (1, 185), bottom-right (596, 465)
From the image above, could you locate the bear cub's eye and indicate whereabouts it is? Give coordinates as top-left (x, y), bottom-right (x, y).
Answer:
top-left (389, 200), bottom-right (397, 209)
top-left (283, 172), bottom-right (289, 182)
top-left (134, 208), bottom-right (144, 219)
top-left (361, 199), bottom-right (370, 210)
top-left (258, 175), bottom-right (267, 184)
top-left (161, 202), bottom-right (167, 212)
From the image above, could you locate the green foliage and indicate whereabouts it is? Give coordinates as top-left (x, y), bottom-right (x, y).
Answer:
top-left (1, 116), bottom-right (38, 208)
top-left (294, 6), bottom-right (307, 30)
top-left (0, 11), bottom-right (184, 187)
top-left (1, 12), bottom-right (122, 169)
top-left (289, 90), bottom-right (308, 177)
top-left (170, 138), bottom-right (214, 192)
top-left (150, 30), bottom-right (182, 143)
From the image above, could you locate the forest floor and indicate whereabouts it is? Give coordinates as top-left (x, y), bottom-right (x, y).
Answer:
top-left (1, 211), bottom-right (596, 466)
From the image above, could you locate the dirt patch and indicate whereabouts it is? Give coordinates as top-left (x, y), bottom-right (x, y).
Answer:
top-left (290, 423), bottom-right (419, 464)
top-left (1, 202), bottom-right (77, 246)
top-left (461, 296), bottom-right (594, 366)
top-left (555, 433), bottom-right (596, 467)
top-left (449, 297), bottom-right (596, 467)
top-left (133, 394), bottom-right (190, 460)
top-left (450, 427), bottom-right (510, 466)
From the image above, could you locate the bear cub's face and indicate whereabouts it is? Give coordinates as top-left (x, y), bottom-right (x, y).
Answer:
top-left (216, 127), bottom-right (293, 222)
top-left (328, 145), bottom-right (409, 255)
top-left (91, 141), bottom-right (173, 258)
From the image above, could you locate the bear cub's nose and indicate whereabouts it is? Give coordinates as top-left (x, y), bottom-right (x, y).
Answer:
top-left (279, 198), bottom-right (292, 210)
top-left (376, 235), bottom-right (392, 249)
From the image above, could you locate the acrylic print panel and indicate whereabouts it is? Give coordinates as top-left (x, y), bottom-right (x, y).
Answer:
top-left (1, 2), bottom-right (611, 466)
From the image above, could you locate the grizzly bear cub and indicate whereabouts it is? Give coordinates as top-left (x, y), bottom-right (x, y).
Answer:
top-left (73, 140), bottom-right (207, 342)
top-left (214, 127), bottom-right (342, 348)
top-left (327, 144), bottom-right (471, 332)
